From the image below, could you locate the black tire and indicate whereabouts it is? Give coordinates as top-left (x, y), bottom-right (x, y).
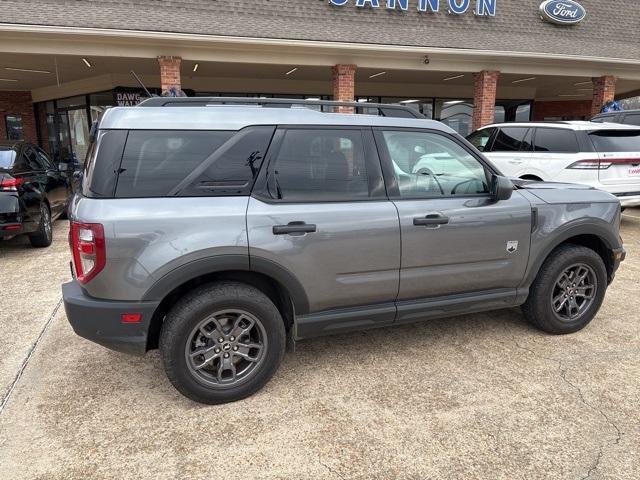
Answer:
top-left (522, 244), bottom-right (607, 334)
top-left (160, 281), bottom-right (286, 404)
top-left (28, 203), bottom-right (53, 248)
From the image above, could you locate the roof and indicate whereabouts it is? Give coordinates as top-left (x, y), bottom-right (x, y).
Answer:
top-left (99, 106), bottom-right (454, 132)
top-left (2, 0), bottom-right (639, 61)
top-left (479, 121), bottom-right (640, 131)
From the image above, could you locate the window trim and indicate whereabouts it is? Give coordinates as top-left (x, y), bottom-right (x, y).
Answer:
top-left (373, 127), bottom-right (499, 201)
top-left (251, 125), bottom-right (387, 204)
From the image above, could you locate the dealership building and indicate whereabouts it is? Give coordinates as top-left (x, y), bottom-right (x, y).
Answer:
top-left (1, 0), bottom-right (640, 163)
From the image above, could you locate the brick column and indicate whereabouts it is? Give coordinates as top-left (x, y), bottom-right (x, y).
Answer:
top-left (157, 56), bottom-right (182, 93)
top-left (0, 91), bottom-right (37, 143)
top-left (591, 75), bottom-right (617, 117)
top-left (472, 70), bottom-right (500, 130)
top-left (332, 64), bottom-right (356, 113)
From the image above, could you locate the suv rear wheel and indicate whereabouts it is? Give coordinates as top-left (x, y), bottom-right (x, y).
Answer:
top-left (522, 244), bottom-right (607, 334)
top-left (160, 281), bottom-right (286, 404)
top-left (29, 203), bottom-right (53, 248)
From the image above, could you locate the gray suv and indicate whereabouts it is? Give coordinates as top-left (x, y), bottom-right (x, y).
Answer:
top-left (62, 98), bottom-right (626, 404)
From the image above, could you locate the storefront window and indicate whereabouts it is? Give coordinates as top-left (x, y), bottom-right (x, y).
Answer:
top-left (4, 115), bottom-right (24, 140)
top-left (90, 91), bottom-right (116, 122)
top-left (435, 100), bottom-right (474, 137)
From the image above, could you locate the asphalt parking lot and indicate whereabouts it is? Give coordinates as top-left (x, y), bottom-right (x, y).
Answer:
top-left (1, 212), bottom-right (639, 480)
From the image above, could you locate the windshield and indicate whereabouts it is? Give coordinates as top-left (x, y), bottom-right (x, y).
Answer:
top-left (589, 130), bottom-right (640, 152)
top-left (0, 148), bottom-right (17, 169)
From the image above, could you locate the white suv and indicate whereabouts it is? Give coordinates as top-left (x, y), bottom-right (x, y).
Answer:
top-left (467, 121), bottom-right (640, 207)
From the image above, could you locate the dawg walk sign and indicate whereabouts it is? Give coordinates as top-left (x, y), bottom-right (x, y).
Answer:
top-left (328, 0), bottom-right (497, 16)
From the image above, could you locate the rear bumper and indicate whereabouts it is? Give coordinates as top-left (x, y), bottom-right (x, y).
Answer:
top-left (0, 222), bottom-right (24, 237)
top-left (613, 193), bottom-right (640, 207)
top-left (62, 280), bottom-right (160, 356)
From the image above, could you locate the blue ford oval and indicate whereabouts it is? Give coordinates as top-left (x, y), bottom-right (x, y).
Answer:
top-left (539, 0), bottom-right (586, 25)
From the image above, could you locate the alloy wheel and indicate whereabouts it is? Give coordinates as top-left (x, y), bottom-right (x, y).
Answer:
top-left (551, 263), bottom-right (597, 322)
top-left (184, 309), bottom-right (267, 388)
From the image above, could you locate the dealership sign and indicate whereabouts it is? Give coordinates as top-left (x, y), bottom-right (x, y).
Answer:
top-left (329, 0), bottom-right (497, 16)
top-left (539, 0), bottom-right (586, 25)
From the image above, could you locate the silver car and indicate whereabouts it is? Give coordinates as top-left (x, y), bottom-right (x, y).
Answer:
top-left (62, 98), bottom-right (626, 404)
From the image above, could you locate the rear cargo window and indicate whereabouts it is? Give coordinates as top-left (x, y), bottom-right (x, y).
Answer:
top-left (0, 148), bottom-right (16, 169)
top-left (589, 130), bottom-right (640, 152)
top-left (115, 130), bottom-right (233, 198)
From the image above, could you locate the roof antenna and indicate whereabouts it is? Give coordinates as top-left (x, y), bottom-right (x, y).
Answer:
top-left (130, 70), bottom-right (154, 98)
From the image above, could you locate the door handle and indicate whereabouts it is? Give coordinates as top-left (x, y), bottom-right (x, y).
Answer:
top-left (413, 214), bottom-right (449, 227)
top-left (508, 159), bottom-right (523, 164)
top-left (273, 221), bottom-right (317, 235)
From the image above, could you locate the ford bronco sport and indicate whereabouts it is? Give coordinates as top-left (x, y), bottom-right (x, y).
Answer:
top-left (63, 98), bottom-right (626, 404)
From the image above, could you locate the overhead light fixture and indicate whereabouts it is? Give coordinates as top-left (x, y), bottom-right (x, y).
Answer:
top-left (443, 74), bottom-right (464, 82)
top-left (5, 67), bottom-right (51, 74)
top-left (285, 67), bottom-right (298, 76)
top-left (512, 77), bottom-right (537, 84)
top-left (0, 78), bottom-right (18, 82)
top-left (193, 63), bottom-right (199, 72)
top-left (369, 71), bottom-right (387, 79)
top-left (574, 81), bottom-right (592, 86)
top-left (82, 58), bottom-right (92, 68)
top-left (443, 100), bottom-right (465, 106)
top-left (400, 99), bottom-right (420, 104)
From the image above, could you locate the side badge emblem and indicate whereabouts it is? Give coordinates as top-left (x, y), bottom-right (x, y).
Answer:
top-left (507, 241), bottom-right (519, 253)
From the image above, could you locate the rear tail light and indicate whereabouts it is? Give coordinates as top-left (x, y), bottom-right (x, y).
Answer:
top-left (70, 221), bottom-right (105, 284)
top-left (0, 175), bottom-right (24, 191)
top-left (567, 160), bottom-right (611, 170)
top-left (568, 158), bottom-right (640, 170)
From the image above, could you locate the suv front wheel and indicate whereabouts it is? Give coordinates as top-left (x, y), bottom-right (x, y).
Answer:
top-left (522, 244), bottom-right (607, 334)
top-left (160, 281), bottom-right (286, 404)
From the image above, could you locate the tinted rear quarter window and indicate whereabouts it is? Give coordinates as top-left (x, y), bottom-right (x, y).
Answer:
top-left (534, 128), bottom-right (579, 153)
top-left (115, 130), bottom-right (233, 198)
top-left (589, 130), bottom-right (640, 152)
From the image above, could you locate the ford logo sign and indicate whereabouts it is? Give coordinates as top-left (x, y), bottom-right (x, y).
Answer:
top-left (539, 0), bottom-right (586, 25)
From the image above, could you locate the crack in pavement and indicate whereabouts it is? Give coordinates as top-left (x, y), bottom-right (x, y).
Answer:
top-left (0, 298), bottom-right (62, 416)
top-left (510, 338), bottom-right (623, 480)
top-left (319, 457), bottom-right (346, 480)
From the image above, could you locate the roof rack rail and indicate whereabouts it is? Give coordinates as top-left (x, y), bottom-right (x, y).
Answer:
top-left (138, 96), bottom-right (426, 119)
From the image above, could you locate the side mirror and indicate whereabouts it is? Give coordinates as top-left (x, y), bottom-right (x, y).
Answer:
top-left (491, 175), bottom-right (514, 201)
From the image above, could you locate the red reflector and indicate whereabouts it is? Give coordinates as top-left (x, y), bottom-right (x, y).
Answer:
top-left (121, 313), bottom-right (142, 324)
top-left (2, 224), bottom-right (21, 231)
top-left (79, 241), bottom-right (95, 255)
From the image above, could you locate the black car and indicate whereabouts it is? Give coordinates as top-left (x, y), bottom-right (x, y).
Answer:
top-left (592, 109), bottom-right (640, 126)
top-left (0, 141), bottom-right (71, 247)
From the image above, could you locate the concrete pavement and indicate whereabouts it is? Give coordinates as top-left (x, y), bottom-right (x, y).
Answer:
top-left (0, 214), bottom-right (638, 479)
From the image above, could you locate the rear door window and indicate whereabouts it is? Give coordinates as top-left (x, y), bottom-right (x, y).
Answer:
top-left (533, 128), bottom-right (579, 153)
top-left (115, 130), bottom-right (234, 197)
top-left (492, 127), bottom-right (530, 152)
top-left (23, 147), bottom-right (43, 171)
top-left (266, 128), bottom-right (371, 202)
